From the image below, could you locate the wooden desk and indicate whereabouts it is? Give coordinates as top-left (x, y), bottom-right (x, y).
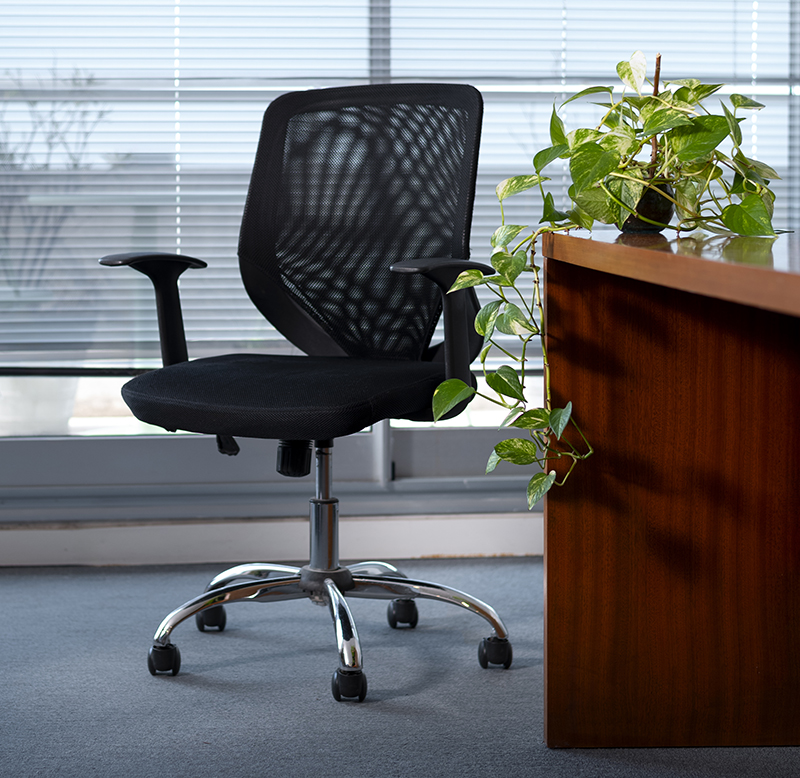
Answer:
top-left (542, 230), bottom-right (800, 747)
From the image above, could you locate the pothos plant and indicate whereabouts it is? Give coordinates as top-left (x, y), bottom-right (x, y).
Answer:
top-left (526, 50), bottom-right (780, 236)
top-left (431, 51), bottom-right (782, 508)
top-left (431, 229), bottom-right (594, 509)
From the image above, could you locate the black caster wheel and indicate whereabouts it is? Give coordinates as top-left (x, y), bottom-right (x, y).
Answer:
top-left (147, 643), bottom-right (181, 676)
top-left (331, 669), bottom-right (367, 702)
top-left (478, 637), bottom-right (513, 669)
top-left (387, 598), bottom-right (418, 629)
top-left (196, 605), bottom-right (227, 632)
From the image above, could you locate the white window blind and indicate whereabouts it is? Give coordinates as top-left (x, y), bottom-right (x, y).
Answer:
top-left (1, 0), bottom-right (798, 372)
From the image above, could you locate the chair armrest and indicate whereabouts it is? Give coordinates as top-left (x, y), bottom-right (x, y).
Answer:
top-left (390, 257), bottom-right (494, 387)
top-left (99, 252), bottom-right (207, 366)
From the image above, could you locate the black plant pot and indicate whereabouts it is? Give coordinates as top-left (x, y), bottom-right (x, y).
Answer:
top-left (622, 182), bottom-right (675, 233)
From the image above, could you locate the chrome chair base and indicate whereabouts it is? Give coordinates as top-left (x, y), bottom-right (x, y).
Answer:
top-left (147, 444), bottom-right (512, 701)
top-left (148, 559), bottom-right (512, 701)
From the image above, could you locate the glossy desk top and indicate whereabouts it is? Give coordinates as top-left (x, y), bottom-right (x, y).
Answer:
top-left (542, 230), bottom-right (800, 319)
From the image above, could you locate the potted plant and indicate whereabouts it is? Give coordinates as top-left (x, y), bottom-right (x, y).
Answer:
top-left (432, 51), bottom-right (780, 505)
top-left (525, 50), bottom-right (779, 237)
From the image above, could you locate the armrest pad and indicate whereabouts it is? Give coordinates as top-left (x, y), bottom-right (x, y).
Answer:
top-left (99, 252), bottom-right (206, 366)
top-left (99, 252), bottom-right (207, 269)
top-left (389, 256), bottom-right (493, 289)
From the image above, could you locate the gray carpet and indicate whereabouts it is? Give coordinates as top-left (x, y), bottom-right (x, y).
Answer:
top-left (2, 557), bottom-right (799, 777)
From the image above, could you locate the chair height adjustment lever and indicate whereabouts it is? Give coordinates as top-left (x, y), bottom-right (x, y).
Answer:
top-left (216, 435), bottom-right (240, 456)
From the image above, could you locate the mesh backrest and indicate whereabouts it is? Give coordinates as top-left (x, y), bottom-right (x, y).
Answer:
top-left (238, 84), bottom-right (483, 361)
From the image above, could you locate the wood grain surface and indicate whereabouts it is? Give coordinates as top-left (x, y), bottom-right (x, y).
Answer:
top-left (543, 240), bottom-right (800, 747)
top-left (542, 231), bottom-right (800, 319)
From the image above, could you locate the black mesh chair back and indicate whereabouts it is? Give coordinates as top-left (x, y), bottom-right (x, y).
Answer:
top-left (238, 83), bottom-right (483, 361)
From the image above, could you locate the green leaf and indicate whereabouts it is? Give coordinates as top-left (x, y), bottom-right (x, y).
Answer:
top-left (486, 366), bottom-right (526, 402)
top-left (730, 171), bottom-right (750, 196)
top-left (720, 194), bottom-right (776, 236)
top-left (485, 450), bottom-right (502, 474)
top-left (761, 188), bottom-right (776, 218)
top-left (448, 268), bottom-right (486, 292)
top-left (491, 224), bottom-right (528, 248)
top-left (691, 83), bottom-right (724, 103)
top-left (734, 151), bottom-right (781, 181)
top-left (668, 78), bottom-right (701, 90)
top-left (641, 108), bottom-right (694, 136)
top-left (509, 408), bottom-right (550, 430)
top-left (501, 408), bottom-right (523, 428)
top-left (616, 50), bottom-right (647, 93)
top-left (474, 299), bottom-right (501, 337)
top-left (567, 127), bottom-right (605, 150)
top-left (549, 402), bottom-right (572, 439)
top-left (673, 86), bottom-right (693, 104)
top-left (636, 96), bottom-right (658, 123)
top-left (527, 471), bottom-right (557, 508)
top-left (730, 94), bottom-right (765, 110)
top-left (432, 379), bottom-right (476, 421)
top-left (533, 144), bottom-right (569, 173)
top-left (496, 303), bottom-right (538, 336)
top-left (566, 205), bottom-right (594, 231)
top-left (540, 191), bottom-right (570, 224)
top-left (573, 185), bottom-right (618, 224)
top-left (496, 175), bottom-right (543, 202)
top-left (622, 95), bottom-right (649, 111)
top-left (492, 251), bottom-right (526, 285)
top-left (597, 125), bottom-right (638, 156)
top-left (731, 158), bottom-right (767, 189)
top-left (674, 178), bottom-right (699, 218)
top-left (549, 104), bottom-right (568, 146)
top-left (569, 142), bottom-right (621, 193)
top-left (720, 100), bottom-right (742, 146)
top-left (608, 175), bottom-right (644, 226)
top-left (494, 437), bottom-right (540, 466)
top-left (669, 115), bottom-right (731, 162)
top-left (561, 85), bottom-right (614, 107)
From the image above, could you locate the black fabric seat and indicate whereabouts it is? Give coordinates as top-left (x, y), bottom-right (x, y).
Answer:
top-left (123, 353), bottom-right (445, 441)
top-left (101, 83), bottom-right (512, 702)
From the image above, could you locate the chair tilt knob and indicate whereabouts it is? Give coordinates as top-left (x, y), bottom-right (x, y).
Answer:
top-left (277, 439), bottom-right (313, 477)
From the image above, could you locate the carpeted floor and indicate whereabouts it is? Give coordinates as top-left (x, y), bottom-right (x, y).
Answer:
top-left (2, 557), bottom-right (799, 777)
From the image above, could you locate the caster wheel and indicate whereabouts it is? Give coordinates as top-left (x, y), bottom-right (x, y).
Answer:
top-left (147, 643), bottom-right (181, 676)
top-left (478, 637), bottom-right (513, 669)
top-left (387, 598), bottom-right (418, 629)
top-left (331, 669), bottom-right (367, 702)
top-left (196, 605), bottom-right (227, 632)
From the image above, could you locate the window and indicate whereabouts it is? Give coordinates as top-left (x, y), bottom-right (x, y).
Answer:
top-left (1, 1), bottom-right (798, 521)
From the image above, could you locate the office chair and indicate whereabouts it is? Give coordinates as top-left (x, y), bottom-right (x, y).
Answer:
top-left (101, 83), bottom-right (512, 702)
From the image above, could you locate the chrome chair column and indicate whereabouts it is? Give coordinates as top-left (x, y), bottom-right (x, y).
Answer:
top-left (309, 442), bottom-right (340, 573)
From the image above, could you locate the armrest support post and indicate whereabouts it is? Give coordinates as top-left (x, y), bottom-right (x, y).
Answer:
top-left (99, 252), bottom-right (207, 366)
top-left (390, 257), bottom-right (494, 387)
top-left (141, 261), bottom-right (190, 366)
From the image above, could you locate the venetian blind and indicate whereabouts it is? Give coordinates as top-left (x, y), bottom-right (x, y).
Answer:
top-left (1, 0), bottom-right (797, 370)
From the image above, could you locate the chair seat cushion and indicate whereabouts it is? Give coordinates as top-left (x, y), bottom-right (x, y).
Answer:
top-left (122, 353), bottom-right (446, 440)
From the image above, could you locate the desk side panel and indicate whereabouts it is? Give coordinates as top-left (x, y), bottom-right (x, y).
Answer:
top-left (544, 256), bottom-right (800, 747)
